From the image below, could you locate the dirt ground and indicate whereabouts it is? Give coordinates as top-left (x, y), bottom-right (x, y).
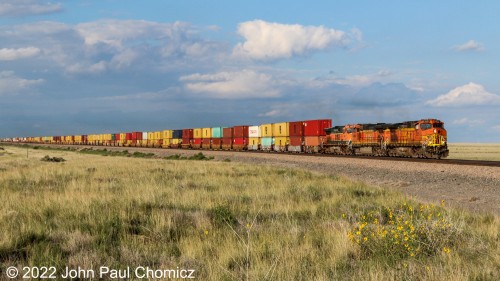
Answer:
top-left (13, 144), bottom-right (500, 215)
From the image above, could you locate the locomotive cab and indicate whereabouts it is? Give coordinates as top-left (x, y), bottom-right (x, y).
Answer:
top-left (416, 119), bottom-right (448, 158)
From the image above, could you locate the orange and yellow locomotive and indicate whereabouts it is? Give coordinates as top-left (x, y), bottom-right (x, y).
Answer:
top-left (324, 119), bottom-right (448, 158)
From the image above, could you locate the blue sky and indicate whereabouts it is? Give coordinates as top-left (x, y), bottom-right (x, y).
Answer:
top-left (1, 0), bottom-right (499, 142)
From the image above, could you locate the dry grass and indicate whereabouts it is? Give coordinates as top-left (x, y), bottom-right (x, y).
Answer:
top-left (448, 143), bottom-right (500, 161)
top-left (0, 146), bottom-right (499, 280)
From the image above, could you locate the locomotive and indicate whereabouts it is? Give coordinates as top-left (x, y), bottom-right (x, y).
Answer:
top-left (324, 119), bottom-right (448, 159)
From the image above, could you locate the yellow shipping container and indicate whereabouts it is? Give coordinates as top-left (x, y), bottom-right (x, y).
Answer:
top-left (260, 124), bottom-right (273, 137)
top-left (148, 132), bottom-right (155, 140)
top-left (194, 128), bottom-right (202, 139)
top-left (120, 133), bottom-right (126, 142)
top-left (163, 130), bottom-right (173, 139)
top-left (154, 131), bottom-right (162, 140)
top-left (202, 128), bottom-right (212, 138)
top-left (248, 137), bottom-right (260, 146)
top-left (274, 137), bottom-right (289, 146)
top-left (163, 138), bottom-right (172, 146)
top-left (272, 122), bottom-right (289, 137)
top-left (172, 139), bottom-right (181, 145)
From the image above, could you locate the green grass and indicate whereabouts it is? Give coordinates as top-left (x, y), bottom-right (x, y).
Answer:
top-left (0, 146), bottom-right (498, 280)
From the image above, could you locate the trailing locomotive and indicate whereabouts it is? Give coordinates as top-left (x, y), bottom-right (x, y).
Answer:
top-left (2, 118), bottom-right (449, 159)
top-left (324, 119), bottom-right (448, 159)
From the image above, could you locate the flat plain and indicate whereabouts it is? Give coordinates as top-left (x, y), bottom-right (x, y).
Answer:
top-left (0, 145), bottom-right (499, 280)
top-left (447, 143), bottom-right (500, 161)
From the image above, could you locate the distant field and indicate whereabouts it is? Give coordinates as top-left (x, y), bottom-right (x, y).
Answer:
top-left (448, 143), bottom-right (500, 161)
top-left (0, 146), bottom-right (498, 280)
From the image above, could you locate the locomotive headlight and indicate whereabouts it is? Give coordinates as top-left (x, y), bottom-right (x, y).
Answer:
top-left (434, 129), bottom-right (437, 133)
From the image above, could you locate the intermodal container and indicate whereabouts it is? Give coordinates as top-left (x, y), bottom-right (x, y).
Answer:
top-left (143, 132), bottom-right (148, 140)
top-left (212, 127), bottom-right (222, 138)
top-left (233, 126), bottom-right (249, 138)
top-left (194, 128), bottom-right (202, 139)
top-left (202, 128), bottom-right (212, 139)
top-left (163, 138), bottom-right (171, 147)
top-left (260, 124), bottom-right (273, 137)
top-left (261, 137), bottom-right (274, 151)
top-left (148, 132), bottom-right (154, 141)
top-left (248, 137), bottom-right (260, 150)
top-left (272, 122), bottom-right (289, 137)
top-left (163, 130), bottom-right (173, 139)
top-left (232, 137), bottom-right (247, 150)
top-left (202, 138), bottom-right (211, 149)
top-left (288, 136), bottom-right (303, 152)
top-left (304, 119), bottom-right (332, 136)
top-left (222, 127), bottom-right (233, 138)
top-left (274, 137), bottom-right (289, 152)
top-left (182, 129), bottom-right (193, 148)
top-left (248, 126), bottom-right (260, 138)
top-left (193, 138), bottom-right (202, 148)
top-left (154, 131), bottom-right (162, 140)
top-left (126, 133), bottom-right (132, 141)
top-left (221, 138), bottom-right (232, 150)
top-left (212, 138), bottom-right (221, 149)
top-left (172, 130), bottom-right (183, 139)
top-left (289, 121), bottom-right (304, 137)
top-left (172, 139), bottom-right (182, 145)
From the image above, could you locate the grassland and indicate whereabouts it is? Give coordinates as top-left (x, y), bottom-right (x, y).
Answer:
top-left (0, 146), bottom-right (499, 280)
top-left (448, 143), bottom-right (500, 161)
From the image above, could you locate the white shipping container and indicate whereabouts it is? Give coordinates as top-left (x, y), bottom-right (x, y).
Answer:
top-left (248, 126), bottom-right (261, 138)
top-left (142, 132), bottom-right (148, 140)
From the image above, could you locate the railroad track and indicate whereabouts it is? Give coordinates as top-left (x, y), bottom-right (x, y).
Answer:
top-left (3, 142), bottom-right (500, 167)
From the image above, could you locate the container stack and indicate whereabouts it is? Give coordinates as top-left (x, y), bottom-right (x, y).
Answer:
top-left (202, 127), bottom-right (212, 149)
top-left (211, 127), bottom-right (222, 150)
top-left (260, 123), bottom-right (273, 151)
top-left (288, 121), bottom-right (304, 152)
top-left (163, 130), bottom-right (172, 148)
top-left (232, 125), bottom-right (249, 150)
top-left (248, 126), bottom-right (260, 150)
top-left (182, 129), bottom-right (193, 148)
top-left (303, 119), bottom-right (332, 153)
top-left (272, 122), bottom-right (289, 152)
top-left (222, 127), bottom-right (233, 150)
top-left (172, 130), bottom-right (182, 148)
top-left (193, 128), bottom-right (202, 149)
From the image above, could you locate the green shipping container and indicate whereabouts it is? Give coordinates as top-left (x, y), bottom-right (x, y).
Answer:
top-left (212, 127), bottom-right (222, 138)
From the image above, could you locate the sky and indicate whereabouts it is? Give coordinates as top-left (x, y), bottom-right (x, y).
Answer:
top-left (1, 0), bottom-right (499, 142)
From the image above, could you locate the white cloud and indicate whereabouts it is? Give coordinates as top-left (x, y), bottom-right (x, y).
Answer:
top-left (233, 20), bottom-right (353, 60)
top-left (180, 69), bottom-right (283, 99)
top-left (452, 118), bottom-right (484, 125)
top-left (453, 40), bottom-right (484, 52)
top-left (66, 61), bottom-right (107, 74)
top-left (0, 0), bottom-right (62, 17)
top-left (326, 70), bottom-right (392, 88)
top-left (0, 71), bottom-right (43, 95)
top-left (0, 47), bottom-right (39, 60)
top-left (427, 82), bottom-right (500, 106)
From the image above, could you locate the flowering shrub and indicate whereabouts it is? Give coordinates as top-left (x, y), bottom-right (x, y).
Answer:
top-left (346, 201), bottom-right (464, 261)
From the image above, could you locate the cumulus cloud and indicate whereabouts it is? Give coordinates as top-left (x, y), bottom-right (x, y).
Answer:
top-left (0, 71), bottom-right (43, 95)
top-left (453, 40), bottom-right (484, 52)
top-left (233, 20), bottom-right (354, 60)
top-left (0, 0), bottom-right (62, 17)
top-left (427, 82), bottom-right (500, 106)
top-left (180, 69), bottom-right (283, 99)
top-left (0, 47), bottom-right (40, 60)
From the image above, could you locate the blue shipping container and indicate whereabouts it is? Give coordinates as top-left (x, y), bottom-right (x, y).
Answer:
top-left (212, 127), bottom-right (222, 138)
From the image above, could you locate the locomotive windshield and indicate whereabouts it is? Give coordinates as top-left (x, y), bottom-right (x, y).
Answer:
top-left (420, 123), bottom-right (432, 130)
top-left (433, 123), bottom-right (443, 128)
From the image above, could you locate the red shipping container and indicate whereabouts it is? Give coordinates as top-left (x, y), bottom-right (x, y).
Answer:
top-left (233, 138), bottom-right (247, 145)
top-left (290, 136), bottom-right (303, 146)
top-left (289, 121), bottom-right (304, 137)
top-left (132, 131), bottom-right (142, 140)
top-left (202, 138), bottom-right (210, 145)
top-left (223, 127), bottom-right (233, 138)
top-left (233, 126), bottom-right (249, 138)
top-left (126, 133), bottom-right (132, 141)
top-left (303, 119), bottom-right (332, 136)
top-left (115, 134), bottom-right (120, 141)
top-left (182, 129), bottom-right (194, 139)
top-left (221, 138), bottom-right (232, 149)
top-left (193, 138), bottom-right (202, 145)
top-left (212, 138), bottom-right (221, 145)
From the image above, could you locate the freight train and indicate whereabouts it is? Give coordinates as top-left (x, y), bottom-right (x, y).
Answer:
top-left (2, 118), bottom-right (449, 159)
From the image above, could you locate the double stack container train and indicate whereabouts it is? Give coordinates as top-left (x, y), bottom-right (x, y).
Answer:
top-left (3, 118), bottom-right (449, 159)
